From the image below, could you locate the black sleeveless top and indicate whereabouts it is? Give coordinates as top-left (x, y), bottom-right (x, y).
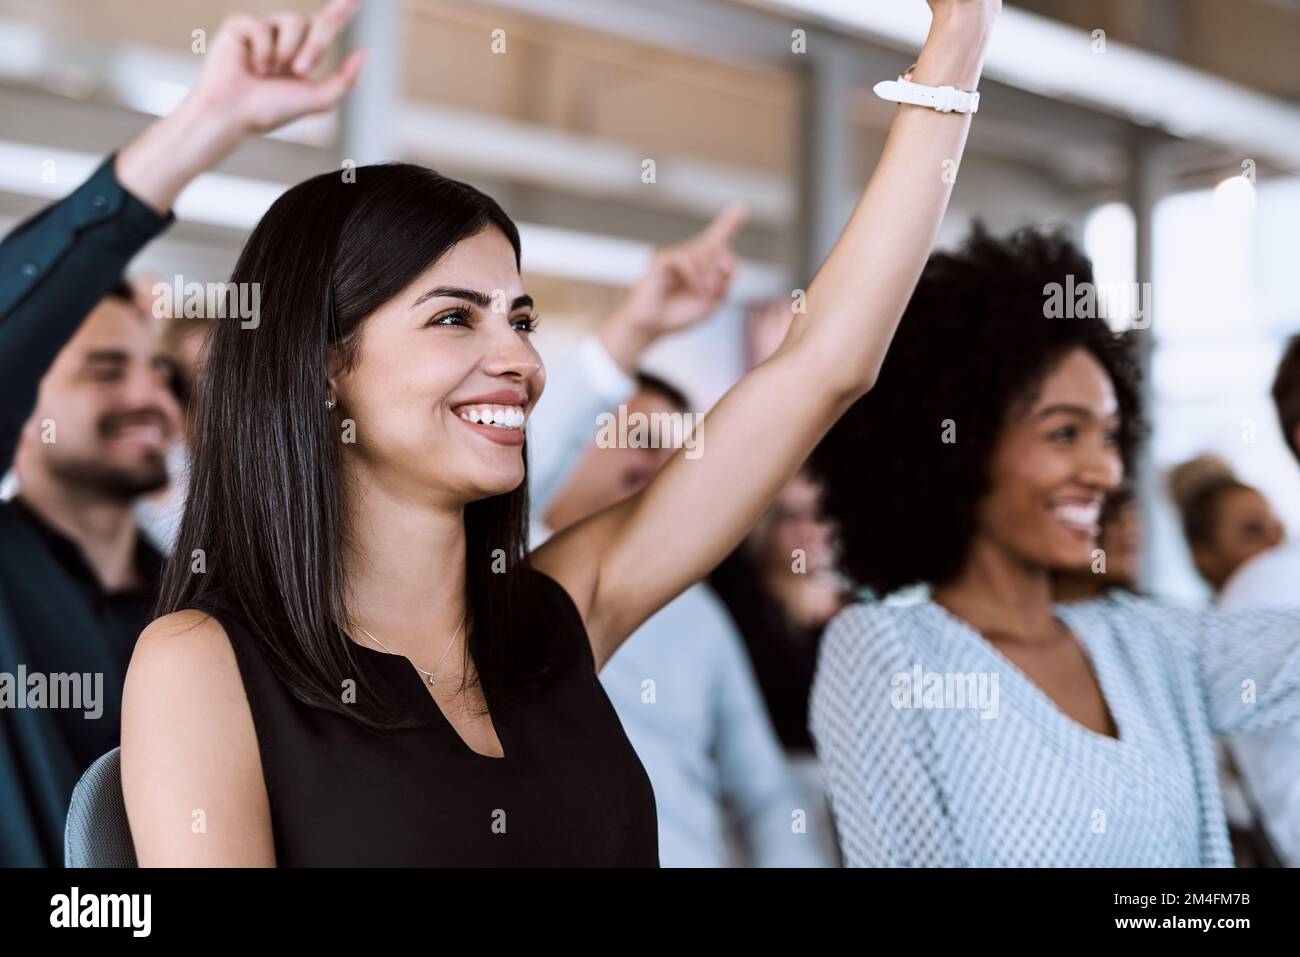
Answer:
top-left (190, 570), bottom-right (659, 866)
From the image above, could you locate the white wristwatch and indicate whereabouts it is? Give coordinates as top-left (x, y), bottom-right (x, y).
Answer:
top-left (874, 63), bottom-right (980, 114)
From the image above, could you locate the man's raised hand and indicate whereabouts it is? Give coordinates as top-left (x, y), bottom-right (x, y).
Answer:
top-left (116, 0), bottom-right (368, 214)
top-left (192, 0), bottom-right (368, 137)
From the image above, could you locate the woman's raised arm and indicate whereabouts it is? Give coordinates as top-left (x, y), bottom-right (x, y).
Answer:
top-left (533, 0), bottom-right (1000, 669)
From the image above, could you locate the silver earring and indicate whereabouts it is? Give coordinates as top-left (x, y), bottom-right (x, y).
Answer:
top-left (325, 398), bottom-right (336, 411)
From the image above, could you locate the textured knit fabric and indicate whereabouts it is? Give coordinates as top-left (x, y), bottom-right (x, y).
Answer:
top-left (809, 591), bottom-right (1300, 867)
top-left (64, 747), bottom-right (135, 867)
top-left (1219, 541), bottom-right (1300, 866)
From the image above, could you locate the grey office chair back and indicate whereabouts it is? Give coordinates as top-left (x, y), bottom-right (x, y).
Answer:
top-left (64, 747), bottom-right (137, 867)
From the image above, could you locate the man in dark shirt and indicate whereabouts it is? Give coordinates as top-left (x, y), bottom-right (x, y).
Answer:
top-left (0, 285), bottom-right (179, 865)
top-left (0, 0), bottom-right (367, 866)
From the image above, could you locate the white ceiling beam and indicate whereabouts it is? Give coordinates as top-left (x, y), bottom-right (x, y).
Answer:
top-left (0, 140), bottom-right (785, 294)
top-left (0, 141), bottom-right (287, 231)
top-left (396, 103), bottom-right (793, 226)
top-left (468, 0), bottom-right (794, 69)
top-left (518, 222), bottom-right (786, 297)
top-left (734, 0), bottom-right (1300, 172)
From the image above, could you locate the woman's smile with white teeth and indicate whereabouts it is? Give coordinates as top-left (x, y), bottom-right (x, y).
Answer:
top-left (458, 405), bottom-right (525, 429)
top-left (1050, 501), bottom-right (1101, 531)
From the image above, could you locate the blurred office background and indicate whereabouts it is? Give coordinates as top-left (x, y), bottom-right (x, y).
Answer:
top-left (0, 0), bottom-right (1297, 602)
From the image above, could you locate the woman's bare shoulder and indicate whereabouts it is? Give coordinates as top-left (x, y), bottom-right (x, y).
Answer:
top-left (122, 608), bottom-right (274, 865)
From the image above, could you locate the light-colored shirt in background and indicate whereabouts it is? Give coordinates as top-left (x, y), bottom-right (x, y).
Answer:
top-left (1219, 542), bottom-right (1300, 866)
top-left (528, 336), bottom-right (835, 867)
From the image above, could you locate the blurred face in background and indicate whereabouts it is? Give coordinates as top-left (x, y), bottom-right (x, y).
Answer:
top-left (1192, 486), bottom-right (1283, 592)
top-left (161, 318), bottom-right (215, 448)
top-left (22, 295), bottom-right (183, 501)
top-left (1096, 493), bottom-right (1140, 587)
top-left (1051, 488), bottom-right (1141, 603)
top-left (746, 471), bottom-right (846, 629)
top-left (749, 473), bottom-right (836, 576)
top-left (544, 386), bottom-right (681, 532)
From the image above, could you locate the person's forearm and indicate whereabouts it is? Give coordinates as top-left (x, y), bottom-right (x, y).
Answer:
top-left (528, 340), bottom-right (635, 527)
top-left (0, 160), bottom-right (171, 472)
top-left (596, 306), bottom-right (655, 377)
top-left (114, 93), bottom-right (245, 215)
top-left (784, 8), bottom-right (993, 398)
top-left (912, 3), bottom-right (992, 89)
top-left (596, 203), bottom-right (746, 374)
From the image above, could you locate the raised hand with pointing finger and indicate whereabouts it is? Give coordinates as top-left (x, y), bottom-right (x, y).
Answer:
top-left (599, 203), bottom-right (749, 373)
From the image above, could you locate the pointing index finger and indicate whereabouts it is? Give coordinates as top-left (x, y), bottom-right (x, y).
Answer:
top-left (702, 202), bottom-right (748, 246)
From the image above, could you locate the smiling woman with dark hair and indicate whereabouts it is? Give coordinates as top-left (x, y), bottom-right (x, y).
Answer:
top-left (118, 0), bottom-right (1007, 866)
top-left (808, 224), bottom-right (1300, 867)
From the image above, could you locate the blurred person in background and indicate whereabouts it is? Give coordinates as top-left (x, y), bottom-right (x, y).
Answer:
top-left (136, 309), bottom-right (217, 554)
top-left (1056, 478), bottom-right (1280, 865)
top-left (709, 299), bottom-right (854, 756)
top-left (1169, 452), bottom-right (1289, 866)
top-left (524, 213), bottom-right (836, 866)
top-left (539, 371), bottom-right (834, 867)
top-left (0, 0), bottom-right (365, 866)
top-left (1216, 336), bottom-right (1300, 867)
top-left (1052, 486), bottom-right (1140, 602)
top-left (1167, 453), bottom-right (1282, 596)
top-left (808, 224), bottom-right (1300, 867)
top-left (710, 466), bottom-right (851, 755)
top-left (526, 205), bottom-right (743, 541)
top-left (0, 280), bottom-right (183, 868)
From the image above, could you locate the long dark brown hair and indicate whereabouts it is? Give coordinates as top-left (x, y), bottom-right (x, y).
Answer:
top-left (158, 163), bottom-right (555, 731)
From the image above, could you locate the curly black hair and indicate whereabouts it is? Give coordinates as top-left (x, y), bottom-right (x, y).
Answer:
top-left (809, 223), bottom-right (1145, 597)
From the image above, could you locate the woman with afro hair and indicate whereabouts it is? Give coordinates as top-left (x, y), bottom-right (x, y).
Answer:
top-left (808, 224), bottom-right (1300, 867)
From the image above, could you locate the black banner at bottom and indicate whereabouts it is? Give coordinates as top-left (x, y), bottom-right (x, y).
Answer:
top-left (0, 866), bottom-right (1289, 942)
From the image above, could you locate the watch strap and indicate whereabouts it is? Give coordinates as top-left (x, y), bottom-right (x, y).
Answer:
top-left (873, 78), bottom-right (980, 114)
